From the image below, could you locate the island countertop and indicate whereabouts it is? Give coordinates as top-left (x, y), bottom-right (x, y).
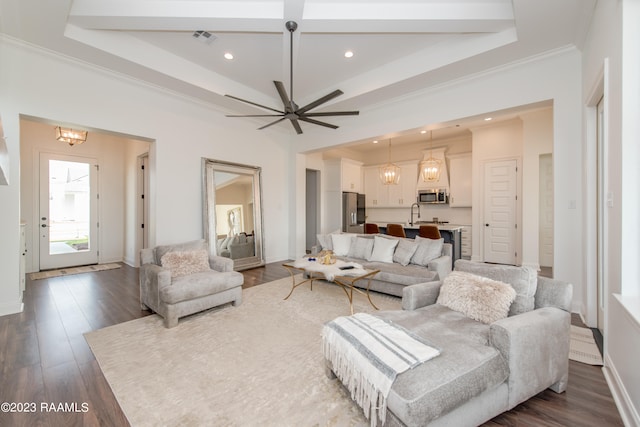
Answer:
top-left (371, 222), bottom-right (463, 232)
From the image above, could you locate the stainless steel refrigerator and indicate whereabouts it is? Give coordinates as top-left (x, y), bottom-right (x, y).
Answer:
top-left (342, 192), bottom-right (366, 233)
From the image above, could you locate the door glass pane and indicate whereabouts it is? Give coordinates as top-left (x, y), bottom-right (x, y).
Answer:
top-left (48, 160), bottom-right (91, 254)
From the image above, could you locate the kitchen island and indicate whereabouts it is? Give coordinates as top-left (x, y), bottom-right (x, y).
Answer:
top-left (375, 223), bottom-right (463, 267)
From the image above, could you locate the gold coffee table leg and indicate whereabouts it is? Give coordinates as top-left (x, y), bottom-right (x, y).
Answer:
top-left (334, 270), bottom-right (380, 314)
top-left (282, 265), bottom-right (316, 300)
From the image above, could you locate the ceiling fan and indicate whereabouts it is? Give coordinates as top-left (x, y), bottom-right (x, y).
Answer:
top-left (225, 21), bottom-right (359, 135)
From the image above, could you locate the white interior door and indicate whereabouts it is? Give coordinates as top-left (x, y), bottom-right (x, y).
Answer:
top-left (483, 159), bottom-right (517, 265)
top-left (39, 153), bottom-right (99, 270)
top-left (596, 96), bottom-right (606, 334)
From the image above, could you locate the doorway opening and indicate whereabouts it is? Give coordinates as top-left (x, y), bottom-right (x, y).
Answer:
top-left (20, 116), bottom-right (152, 273)
top-left (305, 169), bottom-right (321, 253)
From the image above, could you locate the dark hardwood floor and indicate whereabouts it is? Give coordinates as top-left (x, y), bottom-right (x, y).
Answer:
top-left (0, 262), bottom-right (623, 426)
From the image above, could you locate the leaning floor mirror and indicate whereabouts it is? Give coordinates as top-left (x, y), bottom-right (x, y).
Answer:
top-left (202, 158), bottom-right (265, 271)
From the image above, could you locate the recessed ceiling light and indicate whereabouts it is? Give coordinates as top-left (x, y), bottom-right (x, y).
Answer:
top-left (344, 50), bottom-right (354, 58)
top-left (373, 140), bottom-right (379, 144)
top-left (484, 117), bottom-right (493, 121)
top-left (420, 130), bottom-right (427, 134)
top-left (224, 52), bottom-right (234, 60)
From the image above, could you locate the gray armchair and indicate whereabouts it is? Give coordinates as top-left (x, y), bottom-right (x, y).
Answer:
top-left (139, 239), bottom-right (244, 328)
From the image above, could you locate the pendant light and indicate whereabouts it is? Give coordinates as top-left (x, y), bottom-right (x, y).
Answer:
top-left (55, 126), bottom-right (88, 146)
top-left (420, 130), bottom-right (442, 182)
top-left (379, 139), bottom-right (401, 185)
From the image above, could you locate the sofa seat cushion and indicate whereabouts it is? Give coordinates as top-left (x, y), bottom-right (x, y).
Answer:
top-left (363, 261), bottom-right (438, 285)
top-left (377, 305), bottom-right (510, 425)
top-left (338, 256), bottom-right (438, 285)
top-left (160, 271), bottom-right (243, 304)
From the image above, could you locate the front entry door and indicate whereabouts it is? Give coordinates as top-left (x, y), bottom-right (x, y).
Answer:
top-left (483, 159), bottom-right (517, 265)
top-left (39, 153), bottom-right (99, 270)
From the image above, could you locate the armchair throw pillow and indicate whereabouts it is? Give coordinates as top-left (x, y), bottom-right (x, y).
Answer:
top-left (436, 271), bottom-right (516, 324)
top-left (160, 249), bottom-right (211, 278)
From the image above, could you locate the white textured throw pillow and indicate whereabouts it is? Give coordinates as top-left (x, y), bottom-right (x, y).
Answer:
top-left (331, 233), bottom-right (355, 256)
top-left (368, 235), bottom-right (399, 263)
top-left (160, 249), bottom-right (211, 278)
top-left (436, 271), bottom-right (516, 324)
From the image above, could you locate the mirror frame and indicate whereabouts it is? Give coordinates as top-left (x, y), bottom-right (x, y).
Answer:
top-left (202, 158), bottom-right (265, 271)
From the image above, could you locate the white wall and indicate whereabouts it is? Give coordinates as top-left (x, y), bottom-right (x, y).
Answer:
top-left (582, 0), bottom-right (640, 424)
top-left (0, 36), bottom-right (291, 315)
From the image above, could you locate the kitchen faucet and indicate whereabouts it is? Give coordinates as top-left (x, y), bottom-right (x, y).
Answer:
top-left (409, 202), bottom-right (421, 226)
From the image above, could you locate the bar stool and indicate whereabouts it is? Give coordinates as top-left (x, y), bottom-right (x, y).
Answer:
top-left (364, 223), bottom-right (380, 234)
top-left (386, 223), bottom-right (406, 238)
top-left (419, 225), bottom-right (441, 240)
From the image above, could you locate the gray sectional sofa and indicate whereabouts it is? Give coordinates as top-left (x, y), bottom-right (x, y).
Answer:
top-left (315, 232), bottom-right (452, 297)
top-left (324, 259), bottom-right (573, 426)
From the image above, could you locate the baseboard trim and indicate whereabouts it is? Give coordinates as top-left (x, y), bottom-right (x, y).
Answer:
top-left (603, 353), bottom-right (640, 427)
top-left (0, 300), bottom-right (24, 317)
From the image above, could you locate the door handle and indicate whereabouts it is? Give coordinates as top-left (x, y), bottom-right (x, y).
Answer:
top-left (41, 224), bottom-right (47, 228)
top-left (485, 223), bottom-right (490, 227)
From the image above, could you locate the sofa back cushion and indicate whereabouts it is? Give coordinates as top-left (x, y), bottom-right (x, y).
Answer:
top-left (393, 239), bottom-right (419, 266)
top-left (454, 260), bottom-right (537, 316)
top-left (410, 237), bottom-right (444, 267)
top-left (347, 236), bottom-right (374, 259)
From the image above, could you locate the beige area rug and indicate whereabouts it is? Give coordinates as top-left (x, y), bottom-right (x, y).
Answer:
top-left (29, 263), bottom-right (121, 280)
top-left (569, 325), bottom-right (603, 365)
top-left (85, 276), bottom-right (402, 426)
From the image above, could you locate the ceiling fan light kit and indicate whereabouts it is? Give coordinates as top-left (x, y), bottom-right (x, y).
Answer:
top-left (225, 21), bottom-right (359, 134)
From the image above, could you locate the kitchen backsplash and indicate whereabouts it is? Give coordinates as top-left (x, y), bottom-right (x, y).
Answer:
top-left (365, 206), bottom-right (472, 226)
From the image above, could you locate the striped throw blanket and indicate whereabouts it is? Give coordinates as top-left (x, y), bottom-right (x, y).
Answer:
top-left (322, 313), bottom-right (440, 427)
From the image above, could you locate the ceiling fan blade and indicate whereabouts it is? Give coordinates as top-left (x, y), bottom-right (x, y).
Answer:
top-left (226, 114), bottom-right (284, 117)
top-left (274, 81), bottom-right (295, 113)
top-left (298, 116), bottom-right (339, 130)
top-left (290, 119), bottom-right (303, 134)
top-left (225, 94), bottom-right (284, 114)
top-left (257, 117), bottom-right (287, 130)
top-left (302, 111), bottom-right (360, 117)
top-left (296, 89), bottom-right (344, 115)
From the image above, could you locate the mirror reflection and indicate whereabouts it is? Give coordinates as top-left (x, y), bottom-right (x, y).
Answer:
top-left (203, 159), bottom-right (264, 271)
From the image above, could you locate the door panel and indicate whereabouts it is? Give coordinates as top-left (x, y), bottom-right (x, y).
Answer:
top-left (484, 159), bottom-right (517, 265)
top-left (39, 153), bottom-right (98, 270)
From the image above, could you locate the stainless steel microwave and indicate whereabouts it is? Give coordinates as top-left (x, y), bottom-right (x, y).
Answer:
top-left (418, 189), bottom-right (448, 204)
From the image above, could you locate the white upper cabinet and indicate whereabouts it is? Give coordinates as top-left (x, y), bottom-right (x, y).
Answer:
top-left (363, 161), bottom-right (418, 208)
top-left (448, 153), bottom-right (472, 207)
top-left (324, 158), bottom-right (363, 193)
top-left (341, 159), bottom-right (363, 193)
